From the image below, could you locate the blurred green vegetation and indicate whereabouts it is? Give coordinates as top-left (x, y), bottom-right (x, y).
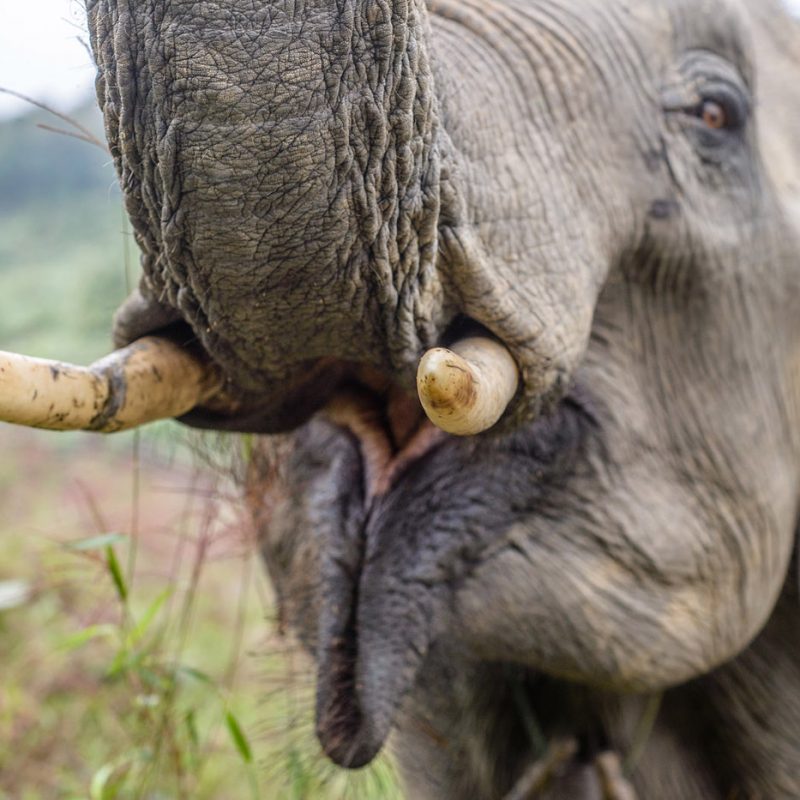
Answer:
top-left (0, 102), bottom-right (132, 364)
top-left (0, 105), bottom-right (402, 798)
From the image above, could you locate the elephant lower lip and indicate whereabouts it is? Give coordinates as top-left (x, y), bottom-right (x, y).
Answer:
top-left (315, 599), bottom-right (382, 769)
top-left (314, 519), bottom-right (439, 770)
top-left (314, 376), bottom-right (449, 768)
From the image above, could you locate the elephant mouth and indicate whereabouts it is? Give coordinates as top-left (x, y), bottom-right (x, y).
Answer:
top-left (321, 368), bottom-right (447, 503)
top-left (178, 312), bottom-right (521, 440)
top-left (304, 380), bottom-right (595, 768)
top-left (312, 376), bottom-right (448, 767)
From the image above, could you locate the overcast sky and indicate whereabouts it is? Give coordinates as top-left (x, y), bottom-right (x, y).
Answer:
top-left (2, 0), bottom-right (800, 120)
top-left (0, 0), bottom-right (94, 119)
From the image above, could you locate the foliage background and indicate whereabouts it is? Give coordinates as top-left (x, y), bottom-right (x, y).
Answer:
top-left (0, 105), bottom-right (400, 799)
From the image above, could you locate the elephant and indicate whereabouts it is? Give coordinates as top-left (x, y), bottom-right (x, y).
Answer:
top-left (3, 0), bottom-right (799, 796)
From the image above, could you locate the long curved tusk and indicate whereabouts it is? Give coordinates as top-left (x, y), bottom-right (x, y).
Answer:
top-left (416, 336), bottom-right (519, 436)
top-left (0, 337), bottom-right (225, 433)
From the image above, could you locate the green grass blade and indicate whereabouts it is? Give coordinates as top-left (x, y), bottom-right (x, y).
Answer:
top-left (128, 588), bottom-right (171, 646)
top-left (225, 711), bottom-right (253, 764)
top-left (105, 545), bottom-right (128, 603)
top-left (59, 623), bottom-right (117, 652)
top-left (66, 532), bottom-right (127, 552)
top-left (172, 664), bottom-right (218, 687)
top-left (185, 709), bottom-right (200, 750)
top-left (89, 762), bottom-right (116, 800)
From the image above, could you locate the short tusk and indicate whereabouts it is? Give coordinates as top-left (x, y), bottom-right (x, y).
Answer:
top-left (0, 337), bottom-right (225, 433)
top-left (416, 336), bottom-right (520, 436)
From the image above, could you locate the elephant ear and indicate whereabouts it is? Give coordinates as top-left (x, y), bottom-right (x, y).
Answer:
top-left (749, 1), bottom-right (800, 218)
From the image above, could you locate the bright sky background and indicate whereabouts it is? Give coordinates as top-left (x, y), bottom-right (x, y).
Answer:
top-left (2, 0), bottom-right (800, 120)
top-left (0, 0), bottom-right (95, 119)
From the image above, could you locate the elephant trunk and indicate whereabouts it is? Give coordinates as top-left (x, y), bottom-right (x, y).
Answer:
top-left (86, 0), bottom-right (450, 429)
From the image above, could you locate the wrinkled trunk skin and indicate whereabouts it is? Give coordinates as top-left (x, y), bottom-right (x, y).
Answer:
top-left (87, 0), bottom-right (448, 428)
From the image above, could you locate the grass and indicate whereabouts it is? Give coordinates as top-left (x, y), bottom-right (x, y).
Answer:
top-left (0, 428), bottom-right (403, 799)
top-left (0, 104), bottom-right (402, 797)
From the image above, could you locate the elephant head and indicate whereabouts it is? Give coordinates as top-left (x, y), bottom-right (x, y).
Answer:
top-left (2, 0), bottom-right (799, 796)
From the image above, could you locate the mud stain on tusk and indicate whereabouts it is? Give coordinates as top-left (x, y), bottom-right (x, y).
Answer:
top-left (416, 336), bottom-right (520, 436)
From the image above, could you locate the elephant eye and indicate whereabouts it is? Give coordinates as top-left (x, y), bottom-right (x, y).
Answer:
top-left (663, 54), bottom-right (752, 161)
top-left (699, 99), bottom-right (727, 130)
top-left (688, 86), bottom-right (748, 136)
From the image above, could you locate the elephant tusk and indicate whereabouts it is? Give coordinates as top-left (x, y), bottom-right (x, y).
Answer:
top-left (0, 337), bottom-right (225, 433)
top-left (416, 336), bottom-right (520, 436)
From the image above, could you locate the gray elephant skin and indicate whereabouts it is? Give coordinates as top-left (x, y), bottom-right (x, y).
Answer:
top-left (84, 0), bottom-right (800, 797)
